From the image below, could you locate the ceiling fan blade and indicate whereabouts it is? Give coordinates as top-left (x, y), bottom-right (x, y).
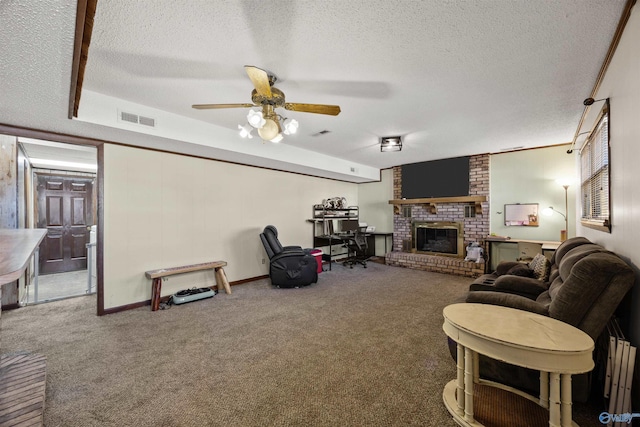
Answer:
top-left (245, 65), bottom-right (273, 98)
top-left (285, 103), bottom-right (341, 116)
top-left (192, 103), bottom-right (254, 110)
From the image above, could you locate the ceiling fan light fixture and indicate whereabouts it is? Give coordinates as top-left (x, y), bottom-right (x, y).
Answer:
top-left (380, 136), bottom-right (402, 152)
top-left (238, 124), bottom-right (253, 138)
top-left (196, 66), bottom-right (341, 146)
top-left (247, 109), bottom-right (266, 128)
top-left (258, 117), bottom-right (281, 141)
top-left (282, 118), bottom-right (299, 135)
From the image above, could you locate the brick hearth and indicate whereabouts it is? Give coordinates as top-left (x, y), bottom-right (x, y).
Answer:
top-left (385, 251), bottom-right (485, 277)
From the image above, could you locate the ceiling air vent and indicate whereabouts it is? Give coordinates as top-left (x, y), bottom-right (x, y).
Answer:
top-left (118, 110), bottom-right (156, 128)
top-left (312, 130), bottom-right (331, 137)
top-left (120, 111), bottom-right (139, 124)
top-left (138, 116), bottom-right (156, 127)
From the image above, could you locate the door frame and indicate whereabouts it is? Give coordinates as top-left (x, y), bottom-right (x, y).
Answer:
top-left (0, 123), bottom-right (105, 315)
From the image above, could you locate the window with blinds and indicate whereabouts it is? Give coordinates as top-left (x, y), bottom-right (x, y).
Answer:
top-left (580, 103), bottom-right (610, 231)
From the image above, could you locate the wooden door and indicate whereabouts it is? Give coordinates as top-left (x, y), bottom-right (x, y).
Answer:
top-left (37, 175), bottom-right (94, 275)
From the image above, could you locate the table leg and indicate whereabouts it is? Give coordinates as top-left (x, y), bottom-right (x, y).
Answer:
top-left (86, 243), bottom-right (93, 294)
top-left (560, 374), bottom-right (572, 427)
top-left (456, 343), bottom-right (465, 415)
top-left (215, 267), bottom-right (232, 294)
top-left (34, 247), bottom-right (40, 303)
top-left (151, 278), bottom-right (161, 311)
top-left (473, 351), bottom-right (479, 383)
top-left (464, 347), bottom-right (475, 422)
top-left (540, 371), bottom-right (549, 408)
top-left (549, 372), bottom-right (561, 427)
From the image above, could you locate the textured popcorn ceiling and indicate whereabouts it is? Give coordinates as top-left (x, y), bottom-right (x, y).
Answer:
top-left (0, 1), bottom-right (627, 179)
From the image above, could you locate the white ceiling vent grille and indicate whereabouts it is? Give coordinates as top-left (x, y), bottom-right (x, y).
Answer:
top-left (138, 116), bottom-right (156, 127)
top-left (120, 111), bottom-right (138, 124)
top-left (118, 110), bottom-right (156, 128)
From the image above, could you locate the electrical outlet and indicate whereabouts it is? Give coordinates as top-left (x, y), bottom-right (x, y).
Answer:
top-left (262, 258), bottom-right (266, 264)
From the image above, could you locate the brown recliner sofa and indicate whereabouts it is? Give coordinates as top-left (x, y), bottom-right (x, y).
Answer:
top-left (454, 236), bottom-right (635, 402)
top-left (469, 236), bottom-right (592, 299)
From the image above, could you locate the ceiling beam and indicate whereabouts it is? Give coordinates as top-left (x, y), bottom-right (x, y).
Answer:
top-left (68, 0), bottom-right (97, 119)
top-left (570, 0), bottom-right (637, 151)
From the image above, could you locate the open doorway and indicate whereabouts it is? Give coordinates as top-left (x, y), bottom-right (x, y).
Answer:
top-left (19, 138), bottom-right (98, 304)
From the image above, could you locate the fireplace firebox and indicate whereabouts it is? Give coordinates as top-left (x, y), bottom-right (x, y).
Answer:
top-left (412, 221), bottom-right (464, 257)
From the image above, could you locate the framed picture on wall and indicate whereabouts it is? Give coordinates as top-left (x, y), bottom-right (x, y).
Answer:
top-left (504, 203), bottom-right (539, 226)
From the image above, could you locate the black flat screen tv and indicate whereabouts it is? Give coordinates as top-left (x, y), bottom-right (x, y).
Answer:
top-left (401, 156), bottom-right (470, 199)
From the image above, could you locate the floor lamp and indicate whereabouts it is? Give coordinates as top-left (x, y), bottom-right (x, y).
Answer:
top-left (543, 184), bottom-right (569, 242)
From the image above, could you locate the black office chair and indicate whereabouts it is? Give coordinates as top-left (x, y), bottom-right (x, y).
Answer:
top-left (259, 225), bottom-right (318, 288)
top-left (342, 228), bottom-right (369, 268)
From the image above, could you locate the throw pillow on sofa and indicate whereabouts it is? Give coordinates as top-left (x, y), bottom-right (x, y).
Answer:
top-left (528, 253), bottom-right (550, 282)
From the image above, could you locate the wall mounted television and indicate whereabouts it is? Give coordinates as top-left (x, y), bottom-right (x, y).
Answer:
top-left (401, 156), bottom-right (470, 199)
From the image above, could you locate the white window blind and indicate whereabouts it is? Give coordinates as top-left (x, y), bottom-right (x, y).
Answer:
top-left (580, 107), bottom-right (610, 231)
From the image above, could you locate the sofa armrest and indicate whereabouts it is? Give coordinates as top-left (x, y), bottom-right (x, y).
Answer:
top-left (493, 275), bottom-right (547, 298)
top-left (465, 291), bottom-right (549, 316)
top-left (469, 283), bottom-right (499, 292)
top-left (271, 250), bottom-right (310, 263)
top-left (495, 261), bottom-right (521, 276)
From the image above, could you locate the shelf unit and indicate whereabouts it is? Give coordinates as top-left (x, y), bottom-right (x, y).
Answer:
top-left (310, 205), bottom-right (359, 269)
top-left (311, 205), bottom-right (359, 235)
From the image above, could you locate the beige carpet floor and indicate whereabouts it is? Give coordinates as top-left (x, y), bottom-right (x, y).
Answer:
top-left (0, 263), bottom-right (603, 426)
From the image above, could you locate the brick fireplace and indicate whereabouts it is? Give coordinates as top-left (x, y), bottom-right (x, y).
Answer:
top-left (413, 221), bottom-right (464, 256)
top-left (385, 154), bottom-right (489, 277)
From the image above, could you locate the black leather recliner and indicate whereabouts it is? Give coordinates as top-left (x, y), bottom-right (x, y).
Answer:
top-left (259, 225), bottom-right (318, 288)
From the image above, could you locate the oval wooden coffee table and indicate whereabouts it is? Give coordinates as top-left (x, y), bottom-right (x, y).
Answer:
top-left (442, 303), bottom-right (594, 427)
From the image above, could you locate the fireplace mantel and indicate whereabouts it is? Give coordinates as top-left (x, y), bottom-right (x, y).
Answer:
top-left (388, 195), bottom-right (486, 214)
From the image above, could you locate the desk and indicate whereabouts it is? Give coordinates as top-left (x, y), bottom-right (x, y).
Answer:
top-left (0, 229), bottom-right (47, 305)
top-left (314, 234), bottom-right (352, 270)
top-left (314, 232), bottom-right (393, 269)
top-left (484, 237), bottom-right (561, 273)
top-left (442, 303), bottom-right (594, 427)
top-left (367, 231), bottom-right (393, 256)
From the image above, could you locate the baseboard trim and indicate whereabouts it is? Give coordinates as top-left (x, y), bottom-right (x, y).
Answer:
top-left (228, 275), bottom-right (268, 286)
top-left (99, 274), bottom-right (269, 315)
top-left (101, 300), bottom-right (149, 315)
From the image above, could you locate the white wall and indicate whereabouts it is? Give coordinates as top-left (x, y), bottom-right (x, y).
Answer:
top-left (357, 168), bottom-right (394, 256)
top-left (490, 145), bottom-right (576, 241)
top-left (357, 168), bottom-right (393, 232)
top-left (103, 144), bottom-right (357, 310)
top-left (576, 6), bottom-right (640, 346)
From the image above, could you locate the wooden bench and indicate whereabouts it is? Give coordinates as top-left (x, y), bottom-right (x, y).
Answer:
top-left (0, 352), bottom-right (47, 427)
top-left (144, 261), bottom-right (230, 311)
